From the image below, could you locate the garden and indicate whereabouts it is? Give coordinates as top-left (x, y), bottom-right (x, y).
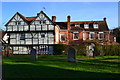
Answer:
top-left (3, 55), bottom-right (120, 79)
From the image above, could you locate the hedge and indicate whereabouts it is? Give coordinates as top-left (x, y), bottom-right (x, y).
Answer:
top-left (53, 44), bottom-right (120, 56)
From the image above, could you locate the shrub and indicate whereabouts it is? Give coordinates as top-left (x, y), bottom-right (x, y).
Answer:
top-left (53, 44), bottom-right (68, 55)
top-left (103, 45), bottom-right (120, 56)
top-left (75, 44), bottom-right (86, 56)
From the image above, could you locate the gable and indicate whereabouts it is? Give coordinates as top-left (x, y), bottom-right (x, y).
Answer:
top-left (5, 12), bottom-right (28, 26)
top-left (31, 11), bottom-right (54, 25)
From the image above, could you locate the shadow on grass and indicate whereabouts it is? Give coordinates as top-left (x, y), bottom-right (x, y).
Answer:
top-left (2, 62), bottom-right (120, 80)
top-left (78, 59), bottom-right (120, 66)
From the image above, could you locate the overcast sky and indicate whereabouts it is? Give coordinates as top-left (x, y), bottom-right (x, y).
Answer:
top-left (1, 2), bottom-right (118, 30)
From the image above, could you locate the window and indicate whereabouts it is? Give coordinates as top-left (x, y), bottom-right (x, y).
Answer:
top-left (33, 39), bottom-right (38, 44)
top-left (7, 26), bottom-right (12, 31)
top-left (48, 25), bottom-right (54, 30)
top-left (41, 33), bottom-right (45, 38)
top-left (36, 26), bottom-right (41, 30)
top-left (20, 33), bottom-right (25, 40)
top-left (84, 24), bottom-right (89, 29)
top-left (73, 32), bottom-right (79, 40)
top-left (75, 24), bottom-right (80, 27)
top-left (46, 21), bottom-right (49, 24)
top-left (24, 26), bottom-right (29, 31)
top-left (93, 24), bottom-right (98, 29)
top-left (25, 33), bottom-right (32, 38)
top-left (13, 26), bottom-right (17, 31)
top-left (30, 25), bottom-right (35, 31)
top-left (26, 39), bottom-right (32, 44)
top-left (89, 32), bottom-right (95, 40)
top-left (13, 47), bottom-right (18, 51)
top-left (40, 20), bottom-right (46, 24)
top-left (15, 21), bottom-right (21, 25)
top-left (42, 25), bottom-right (47, 30)
top-left (60, 34), bottom-right (66, 42)
top-left (10, 39), bottom-right (16, 44)
top-left (19, 26), bottom-right (23, 31)
top-left (83, 33), bottom-right (86, 40)
top-left (98, 32), bottom-right (104, 40)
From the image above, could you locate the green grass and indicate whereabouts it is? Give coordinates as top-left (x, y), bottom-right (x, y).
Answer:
top-left (2, 55), bottom-right (120, 79)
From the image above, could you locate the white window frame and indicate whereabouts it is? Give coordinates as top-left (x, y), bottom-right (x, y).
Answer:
top-left (84, 24), bottom-right (89, 29)
top-left (73, 32), bottom-right (79, 40)
top-left (93, 24), bottom-right (98, 29)
top-left (60, 34), bottom-right (66, 42)
top-left (89, 32), bottom-right (95, 40)
top-left (41, 33), bottom-right (45, 39)
top-left (98, 32), bottom-right (104, 40)
top-left (75, 24), bottom-right (80, 27)
top-left (7, 26), bottom-right (12, 31)
top-left (83, 32), bottom-right (86, 40)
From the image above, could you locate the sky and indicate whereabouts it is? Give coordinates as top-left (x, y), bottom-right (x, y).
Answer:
top-left (1, 2), bottom-right (118, 30)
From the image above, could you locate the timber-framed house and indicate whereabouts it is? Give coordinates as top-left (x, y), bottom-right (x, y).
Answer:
top-left (5, 11), bottom-right (116, 54)
top-left (5, 11), bottom-right (55, 54)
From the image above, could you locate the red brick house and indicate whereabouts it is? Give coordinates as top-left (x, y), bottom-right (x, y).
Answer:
top-left (54, 16), bottom-right (115, 45)
top-left (5, 11), bottom-right (116, 55)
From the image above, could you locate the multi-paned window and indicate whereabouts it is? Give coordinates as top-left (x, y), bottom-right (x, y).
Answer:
top-left (89, 32), bottom-right (95, 40)
top-left (73, 32), bottom-right (79, 40)
top-left (84, 24), bottom-right (89, 29)
top-left (83, 32), bottom-right (86, 40)
top-left (15, 21), bottom-right (21, 25)
top-left (7, 26), bottom-right (12, 31)
top-left (98, 32), bottom-right (104, 40)
top-left (75, 24), bottom-right (80, 27)
top-left (93, 23), bottom-right (98, 29)
top-left (40, 20), bottom-right (46, 24)
top-left (20, 33), bottom-right (25, 40)
top-left (41, 33), bottom-right (45, 38)
top-left (10, 34), bottom-right (16, 44)
top-left (60, 34), bottom-right (66, 42)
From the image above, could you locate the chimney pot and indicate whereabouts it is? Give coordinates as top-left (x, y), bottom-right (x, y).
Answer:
top-left (52, 16), bottom-right (56, 22)
top-left (67, 16), bottom-right (70, 22)
top-left (103, 17), bottom-right (106, 21)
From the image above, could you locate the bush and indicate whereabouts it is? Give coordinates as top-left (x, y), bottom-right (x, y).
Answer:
top-left (53, 43), bottom-right (120, 56)
top-left (75, 44), bottom-right (86, 56)
top-left (53, 44), bottom-right (68, 55)
top-left (103, 45), bottom-right (120, 56)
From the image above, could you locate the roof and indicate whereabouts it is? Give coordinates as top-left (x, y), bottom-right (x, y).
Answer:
top-left (5, 11), bottom-right (53, 26)
top-left (55, 22), bottom-right (67, 29)
top-left (0, 30), bottom-right (6, 38)
top-left (56, 20), bottom-right (109, 31)
top-left (17, 12), bottom-right (37, 23)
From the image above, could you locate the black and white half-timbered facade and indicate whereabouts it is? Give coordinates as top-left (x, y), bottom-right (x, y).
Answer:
top-left (5, 11), bottom-right (55, 54)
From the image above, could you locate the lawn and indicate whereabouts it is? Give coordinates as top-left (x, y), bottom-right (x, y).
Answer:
top-left (2, 55), bottom-right (120, 79)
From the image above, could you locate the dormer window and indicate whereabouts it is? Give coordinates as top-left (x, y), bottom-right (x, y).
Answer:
top-left (93, 23), bottom-right (98, 29)
top-left (75, 24), bottom-right (80, 27)
top-left (15, 21), bottom-right (20, 25)
top-left (84, 24), bottom-right (89, 29)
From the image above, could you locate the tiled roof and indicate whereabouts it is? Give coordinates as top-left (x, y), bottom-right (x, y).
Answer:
top-left (56, 20), bottom-right (109, 31)
top-left (17, 12), bottom-right (37, 22)
top-left (55, 22), bottom-right (68, 29)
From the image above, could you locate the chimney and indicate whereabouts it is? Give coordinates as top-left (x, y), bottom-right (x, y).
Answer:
top-left (103, 17), bottom-right (106, 21)
top-left (67, 16), bottom-right (70, 22)
top-left (52, 16), bottom-right (56, 22)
